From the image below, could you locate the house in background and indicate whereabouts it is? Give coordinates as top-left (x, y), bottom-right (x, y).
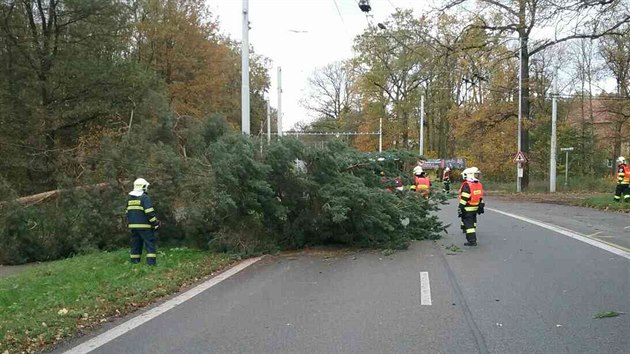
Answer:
top-left (564, 97), bottom-right (630, 171)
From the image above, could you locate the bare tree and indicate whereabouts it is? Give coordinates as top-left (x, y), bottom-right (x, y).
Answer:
top-left (571, 38), bottom-right (602, 173)
top-left (301, 61), bottom-right (355, 121)
top-left (600, 33), bottom-right (630, 167)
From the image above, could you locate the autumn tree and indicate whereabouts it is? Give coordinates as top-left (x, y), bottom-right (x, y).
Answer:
top-left (442, 0), bottom-right (630, 187)
top-left (131, 0), bottom-right (270, 135)
top-left (0, 0), bottom-right (142, 192)
top-left (352, 10), bottom-right (433, 150)
top-left (0, 0), bottom-right (271, 195)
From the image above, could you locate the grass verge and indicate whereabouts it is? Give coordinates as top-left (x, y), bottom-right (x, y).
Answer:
top-left (488, 190), bottom-right (630, 213)
top-left (485, 177), bottom-right (616, 194)
top-left (0, 248), bottom-right (236, 353)
top-left (581, 195), bottom-right (630, 212)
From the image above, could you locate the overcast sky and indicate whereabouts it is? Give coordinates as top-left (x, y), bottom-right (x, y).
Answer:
top-left (206, 0), bottom-right (615, 132)
top-left (206, 0), bottom-right (431, 131)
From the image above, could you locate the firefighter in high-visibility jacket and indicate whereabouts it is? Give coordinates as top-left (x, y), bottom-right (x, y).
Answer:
top-left (126, 178), bottom-right (160, 265)
top-left (458, 167), bottom-right (484, 246)
top-left (414, 169), bottom-right (431, 198)
top-left (614, 156), bottom-right (630, 202)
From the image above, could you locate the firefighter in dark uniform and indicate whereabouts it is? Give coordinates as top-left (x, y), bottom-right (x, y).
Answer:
top-left (442, 167), bottom-right (452, 193)
top-left (614, 156), bottom-right (630, 202)
top-left (458, 167), bottom-right (484, 246)
top-left (126, 178), bottom-right (160, 265)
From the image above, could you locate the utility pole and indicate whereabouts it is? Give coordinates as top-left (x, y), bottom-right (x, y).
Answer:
top-left (419, 94), bottom-right (424, 157)
top-left (550, 66), bottom-right (558, 192)
top-left (266, 100), bottom-right (271, 144)
top-left (241, 0), bottom-right (250, 135)
top-left (277, 66), bottom-right (283, 137)
top-left (517, 37), bottom-right (523, 193)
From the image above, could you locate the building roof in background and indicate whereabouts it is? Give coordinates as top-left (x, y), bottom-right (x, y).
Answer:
top-left (565, 98), bottom-right (616, 126)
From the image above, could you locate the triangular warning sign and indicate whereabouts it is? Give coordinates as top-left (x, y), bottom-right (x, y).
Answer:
top-left (513, 151), bottom-right (528, 163)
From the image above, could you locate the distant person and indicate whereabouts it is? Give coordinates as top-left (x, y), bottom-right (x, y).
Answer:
top-left (414, 168), bottom-right (431, 198)
top-left (614, 156), bottom-right (630, 202)
top-left (409, 166), bottom-right (421, 192)
top-left (126, 178), bottom-right (160, 265)
top-left (442, 167), bottom-right (452, 192)
top-left (458, 167), bottom-right (484, 246)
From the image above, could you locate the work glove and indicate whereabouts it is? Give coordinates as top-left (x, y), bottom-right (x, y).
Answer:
top-left (457, 208), bottom-right (463, 218)
top-left (153, 220), bottom-right (161, 230)
top-left (477, 204), bottom-right (485, 214)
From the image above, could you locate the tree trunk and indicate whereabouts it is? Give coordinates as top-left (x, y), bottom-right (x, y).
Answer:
top-left (520, 35), bottom-right (531, 189)
top-left (402, 110), bottom-right (409, 150)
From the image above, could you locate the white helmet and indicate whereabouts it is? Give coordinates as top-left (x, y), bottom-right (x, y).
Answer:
top-left (413, 166), bottom-right (424, 176)
top-left (462, 167), bottom-right (480, 182)
top-left (618, 156), bottom-right (626, 164)
top-left (444, 167), bottom-right (450, 172)
top-left (133, 178), bottom-right (150, 192)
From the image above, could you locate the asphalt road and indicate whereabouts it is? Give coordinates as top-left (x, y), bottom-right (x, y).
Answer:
top-left (55, 198), bottom-right (630, 354)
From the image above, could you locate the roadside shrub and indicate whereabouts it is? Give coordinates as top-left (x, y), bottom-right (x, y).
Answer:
top-left (0, 185), bottom-right (125, 264)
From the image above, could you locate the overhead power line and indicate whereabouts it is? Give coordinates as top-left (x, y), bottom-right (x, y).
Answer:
top-left (280, 131), bottom-right (380, 136)
top-left (332, 0), bottom-right (350, 35)
top-left (386, 0), bottom-right (397, 11)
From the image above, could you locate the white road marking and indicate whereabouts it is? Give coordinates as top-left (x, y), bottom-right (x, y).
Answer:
top-left (64, 256), bottom-right (263, 354)
top-left (487, 208), bottom-right (630, 260)
top-left (624, 225), bottom-right (630, 229)
top-left (420, 271), bottom-right (432, 305)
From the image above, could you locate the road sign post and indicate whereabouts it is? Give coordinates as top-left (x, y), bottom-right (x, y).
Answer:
top-left (513, 152), bottom-right (527, 183)
top-left (560, 147), bottom-right (574, 187)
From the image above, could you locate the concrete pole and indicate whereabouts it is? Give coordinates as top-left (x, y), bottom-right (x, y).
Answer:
top-left (419, 94), bottom-right (424, 157)
top-left (550, 67), bottom-right (558, 192)
top-left (277, 66), bottom-right (283, 137)
top-left (517, 37), bottom-right (523, 193)
top-left (379, 117), bottom-right (383, 153)
top-left (266, 100), bottom-right (271, 144)
top-left (241, 0), bottom-right (250, 135)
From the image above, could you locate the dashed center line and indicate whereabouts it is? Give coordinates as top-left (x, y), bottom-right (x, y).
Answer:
top-left (420, 271), bottom-right (432, 305)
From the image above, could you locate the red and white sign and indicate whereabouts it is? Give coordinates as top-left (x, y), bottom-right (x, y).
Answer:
top-left (513, 151), bottom-right (528, 163)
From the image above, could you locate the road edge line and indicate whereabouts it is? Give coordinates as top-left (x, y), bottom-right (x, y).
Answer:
top-left (487, 208), bottom-right (630, 260)
top-left (419, 271), bottom-right (432, 305)
top-left (63, 256), bottom-right (264, 354)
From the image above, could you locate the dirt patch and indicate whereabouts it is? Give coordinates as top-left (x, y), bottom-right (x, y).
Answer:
top-left (486, 191), bottom-right (606, 206)
top-left (0, 262), bottom-right (43, 278)
top-left (278, 246), bottom-right (357, 259)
